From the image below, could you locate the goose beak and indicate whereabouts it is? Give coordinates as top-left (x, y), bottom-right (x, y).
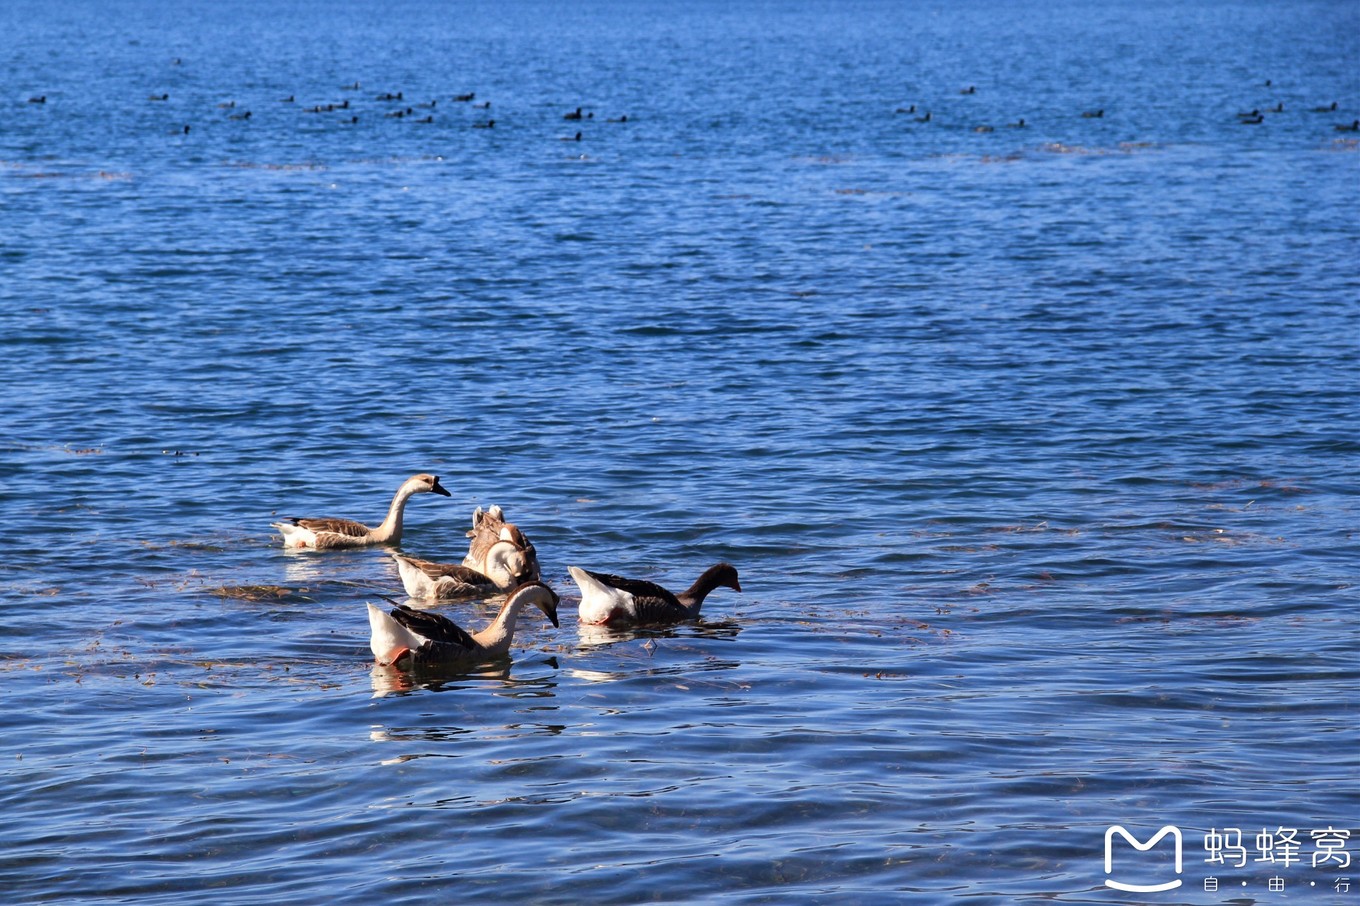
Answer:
top-left (539, 586), bottom-right (561, 628)
top-left (429, 476), bottom-right (452, 497)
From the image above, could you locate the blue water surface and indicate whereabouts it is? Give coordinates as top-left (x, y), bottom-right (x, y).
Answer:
top-left (1, 1), bottom-right (1357, 903)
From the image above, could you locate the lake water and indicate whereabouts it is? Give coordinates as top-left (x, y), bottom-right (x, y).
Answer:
top-left (2, 0), bottom-right (1357, 902)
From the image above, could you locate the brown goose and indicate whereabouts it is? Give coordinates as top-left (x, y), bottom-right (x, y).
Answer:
top-left (464, 505), bottom-right (541, 581)
top-left (367, 581), bottom-right (560, 668)
top-left (390, 547), bottom-right (532, 600)
top-left (569, 563), bottom-right (741, 626)
top-left (272, 473), bottom-right (451, 549)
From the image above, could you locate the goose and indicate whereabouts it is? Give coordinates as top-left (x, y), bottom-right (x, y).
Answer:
top-left (973, 124), bottom-right (994, 133)
top-left (454, 92), bottom-right (476, 102)
top-left (914, 111), bottom-right (931, 123)
top-left (1313, 101), bottom-right (1338, 113)
top-left (473, 119), bottom-right (495, 128)
top-left (272, 473), bottom-right (452, 549)
top-left (961, 85), bottom-right (977, 95)
top-left (391, 547), bottom-right (531, 600)
top-left (1240, 113), bottom-right (1264, 124)
top-left (1008, 118), bottom-right (1027, 128)
top-left (464, 505), bottom-right (541, 582)
top-left (570, 562), bottom-right (741, 626)
top-left (368, 581), bottom-right (560, 668)
top-left (564, 106), bottom-right (584, 120)
top-left (1081, 109), bottom-right (1104, 118)
top-left (1335, 120), bottom-right (1359, 132)
top-left (895, 104), bottom-right (917, 114)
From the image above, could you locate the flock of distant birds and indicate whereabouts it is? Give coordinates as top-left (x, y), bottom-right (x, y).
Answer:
top-left (890, 81), bottom-right (1356, 134)
top-left (21, 75), bottom-right (1356, 140)
top-left (23, 76), bottom-right (630, 141)
top-left (270, 473), bottom-right (741, 673)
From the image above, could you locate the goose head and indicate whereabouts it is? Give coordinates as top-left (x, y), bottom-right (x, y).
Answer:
top-left (412, 473), bottom-right (452, 497)
top-left (510, 581), bottom-right (561, 628)
top-left (484, 539), bottom-right (534, 588)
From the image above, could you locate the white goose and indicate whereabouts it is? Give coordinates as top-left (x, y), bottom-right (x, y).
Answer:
top-left (367, 581), bottom-right (561, 668)
top-left (390, 547), bottom-right (532, 600)
top-left (272, 473), bottom-right (452, 550)
top-left (464, 505), bottom-right (541, 581)
top-left (569, 562), bottom-right (741, 626)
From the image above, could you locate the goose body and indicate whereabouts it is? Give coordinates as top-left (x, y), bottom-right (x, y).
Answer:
top-left (272, 473), bottom-right (451, 550)
top-left (368, 581), bottom-right (560, 668)
top-left (391, 548), bottom-right (530, 599)
top-left (464, 505), bottom-right (541, 582)
top-left (570, 562), bottom-right (741, 626)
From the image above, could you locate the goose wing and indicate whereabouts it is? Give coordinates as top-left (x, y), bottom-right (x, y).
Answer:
top-left (400, 556), bottom-right (488, 583)
top-left (389, 604), bottom-right (477, 649)
top-left (292, 517), bottom-right (369, 538)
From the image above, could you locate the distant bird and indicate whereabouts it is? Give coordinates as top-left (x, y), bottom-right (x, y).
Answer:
top-left (1240, 113), bottom-right (1263, 124)
top-left (561, 130), bottom-right (582, 141)
top-left (367, 582), bottom-right (560, 669)
top-left (181, 124), bottom-right (190, 134)
top-left (1313, 101), bottom-right (1338, 112)
top-left (1336, 120), bottom-right (1360, 132)
top-left (914, 111), bottom-right (931, 123)
top-left (1268, 102), bottom-right (1284, 113)
top-left (564, 106), bottom-right (584, 120)
top-left (473, 101), bottom-right (491, 109)
top-left (28, 95), bottom-right (46, 104)
top-left (474, 119), bottom-right (495, 128)
top-left (973, 124), bottom-right (994, 133)
top-left (148, 93), bottom-right (169, 101)
top-left (281, 95), bottom-right (295, 103)
top-left (1237, 108), bottom-right (1260, 118)
top-left (271, 473), bottom-right (452, 550)
top-left (1081, 109), bottom-right (1104, 118)
top-left (1008, 117), bottom-right (1027, 128)
top-left (606, 114), bottom-right (629, 123)
top-left (961, 85), bottom-right (977, 95)
top-left (454, 92), bottom-right (475, 102)
top-left (895, 104), bottom-right (917, 114)
top-left (415, 115), bottom-right (433, 123)
top-left (228, 110), bottom-right (252, 120)
top-left (416, 99), bottom-right (436, 108)
top-left (378, 91), bottom-right (403, 101)
top-left (571, 563), bottom-right (741, 626)
top-left (217, 100), bottom-right (235, 108)
top-left (342, 81), bottom-right (360, 90)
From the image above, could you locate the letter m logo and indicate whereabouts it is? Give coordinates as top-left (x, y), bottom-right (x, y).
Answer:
top-left (1104, 825), bottom-right (1183, 892)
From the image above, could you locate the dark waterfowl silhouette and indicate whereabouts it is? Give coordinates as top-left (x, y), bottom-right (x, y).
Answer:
top-left (1313, 101), bottom-right (1338, 113)
top-left (1081, 109), bottom-right (1104, 118)
top-left (961, 85), bottom-right (976, 95)
top-left (148, 93), bottom-right (169, 101)
top-left (1336, 120), bottom-right (1360, 132)
top-left (1240, 113), bottom-right (1264, 124)
top-left (454, 92), bottom-right (475, 102)
top-left (474, 119), bottom-right (495, 128)
top-left (564, 106), bottom-right (584, 120)
top-left (1008, 117), bottom-right (1027, 128)
top-left (914, 111), bottom-right (931, 123)
top-left (895, 104), bottom-right (917, 114)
